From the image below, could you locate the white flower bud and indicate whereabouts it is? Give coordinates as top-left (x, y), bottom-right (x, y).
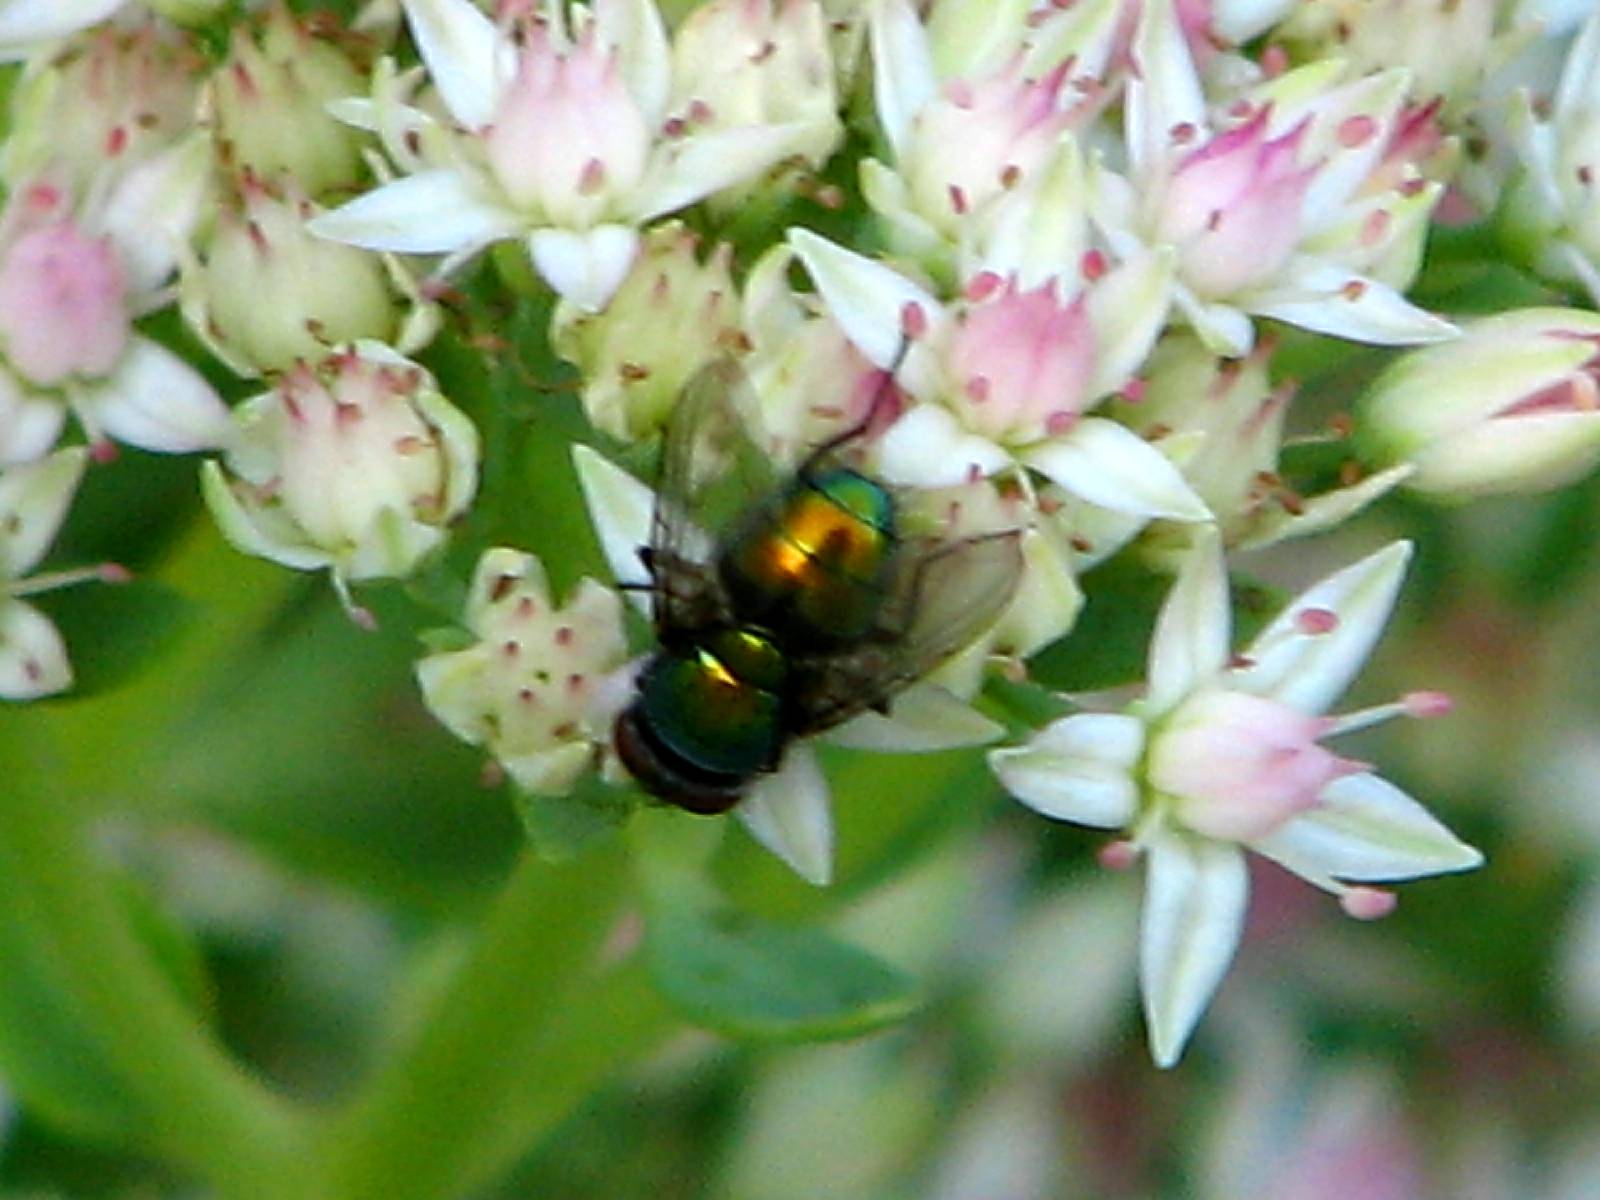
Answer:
top-left (186, 172), bottom-right (407, 376)
top-left (202, 344), bottom-right (479, 584)
top-left (416, 548), bottom-right (629, 795)
top-left (1359, 307), bottom-right (1600, 498)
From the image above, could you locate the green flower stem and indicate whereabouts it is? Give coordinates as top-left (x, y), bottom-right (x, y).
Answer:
top-left (0, 745), bottom-right (314, 1199)
top-left (454, 958), bottom-right (675, 1196)
top-left (321, 840), bottom-right (651, 1200)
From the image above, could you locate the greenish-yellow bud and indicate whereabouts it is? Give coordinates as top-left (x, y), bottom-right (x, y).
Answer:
top-left (552, 223), bottom-right (743, 441)
top-left (206, 4), bottom-right (367, 196)
top-left (187, 172), bottom-right (402, 376)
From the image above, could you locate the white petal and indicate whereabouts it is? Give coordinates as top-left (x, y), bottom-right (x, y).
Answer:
top-left (973, 137), bottom-right (1089, 289)
top-left (401, 0), bottom-right (511, 129)
top-left (1086, 247), bottom-right (1176, 398)
top-left (1233, 540), bottom-right (1411, 714)
top-left (78, 338), bottom-right (231, 454)
top-left (1140, 830), bottom-right (1248, 1068)
top-left (0, 447), bottom-right (86, 578)
top-left (308, 171), bottom-right (522, 255)
top-left (737, 746), bottom-right (834, 886)
top-left (501, 742), bottom-right (596, 796)
top-left (1554, 7), bottom-right (1600, 114)
top-left (0, 599), bottom-right (71, 699)
top-left (1145, 527), bottom-right (1229, 717)
top-left (1412, 412), bottom-right (1600, 499)
top-left (1209, 0), bottom-right (1297, 42)
top-left (827, 683), bottom-right (1003, 752)
top-left (571, 444), bottom-right (654, 605)
top-left (1235, 464), bottom-right (1415, 550)
top-left (0, 372), bottom-right (64, 467)
top-left (996, 526), bottom-right (1083, 658)
top-left (200, 461), bottom-right (331, 573)
top-left (1295, 71), bottom-right (1407, 233)
top-left (98, 136), bottom-right (212, 296)
top-left (0, 0), bottom-right (122, 52)
top-left (875, 405), bottom-right (1011, 487)
top-left (1171, 286), bottom-right (1257, 357)
top-left (863, 158), bottom-right (953, 267)
top-left (1124, 0), bottom-right (1206, 180)
top-left (989, 712), bottom-right (1144, 829)
top-left (527, 225), bottom-right (639, 312)
top-left (786, 227), bottom-right (945, 373)
top-left (1024, 418), bottom-right (1211, 521)
top-left (633, 123), bottom-right (813, 221)
top-left (1247, 261), bottom-right (1459, 346)
top-left (869, 0), bottom-right (938, 160)
top-left (343, 506), bottom-right (444, 581)
top-left (1251, 773), bottom-right (1483, 889)
top-left (595, 0), bottom-right (671, 124)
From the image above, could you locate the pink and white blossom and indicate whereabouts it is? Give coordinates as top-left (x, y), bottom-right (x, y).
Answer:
top-left (0, 173), bottom-right (227, 465)
top-left (991, 531), bottom-right (1482, 1066)
top-left (1095, 0), bottom-right (1458, 355)
top-left (310, 0), bottom-right (818, 311)
top-left (786, 226), bottom-right (1207, 526)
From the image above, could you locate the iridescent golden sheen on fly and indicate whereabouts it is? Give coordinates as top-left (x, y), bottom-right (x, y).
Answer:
top-left (615, 359), bottom-right (1023, 814)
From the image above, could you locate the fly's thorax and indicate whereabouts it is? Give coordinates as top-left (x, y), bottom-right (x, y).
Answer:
top-left (615, 626), bottom-right (789, 814)
top-left (719, 466), bottom-right (898, 645)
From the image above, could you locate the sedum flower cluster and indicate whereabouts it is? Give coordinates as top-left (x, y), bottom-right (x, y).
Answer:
top-left (7, 0), bottom-right (1600, 1070)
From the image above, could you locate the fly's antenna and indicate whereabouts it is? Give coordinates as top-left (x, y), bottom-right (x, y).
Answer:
top-left (812, 305), bottom-right (924, 459)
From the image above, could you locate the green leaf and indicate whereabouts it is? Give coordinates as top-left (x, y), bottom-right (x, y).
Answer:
top-left (644, 900), bottom-right (922, 1041)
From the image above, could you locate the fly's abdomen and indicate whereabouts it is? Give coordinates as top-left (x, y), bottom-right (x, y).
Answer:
top-left (615, 628), bottom-right (788, 814)
top-left (721, 467), bottom-right (896, 645)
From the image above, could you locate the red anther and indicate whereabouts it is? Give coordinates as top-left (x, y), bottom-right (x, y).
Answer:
top-left (1340, 887), bottom-right (1397, 921)
top-left (1097, 840), bottom-right (1138, 871)
top-left (1295, 607), bottom-right (1339, 635)
top-left (900, 301), bottom-right (929, 339)
top-left (965, 271), bottom-right (1004, 302)
top-left (1403, 690), bottom-right (1453, 719)
top-left (1338, 114), bottom-right (1378, 148)
top-left (1045, 411), bottom-right (1077, 436)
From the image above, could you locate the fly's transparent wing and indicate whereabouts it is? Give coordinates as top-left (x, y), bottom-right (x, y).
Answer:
top-left (788, 528), bottom-right (1024, 735)
top-left (649, 359), bottom-right (781, 635)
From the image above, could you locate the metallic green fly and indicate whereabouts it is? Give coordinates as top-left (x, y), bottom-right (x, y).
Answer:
top-left (614, 357), bottom-right (1024, 814)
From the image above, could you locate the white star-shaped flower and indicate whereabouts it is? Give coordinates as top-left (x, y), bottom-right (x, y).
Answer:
top-left (991, 530), bottom-right (1482, 1066)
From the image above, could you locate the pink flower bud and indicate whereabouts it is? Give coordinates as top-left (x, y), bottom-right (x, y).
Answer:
top-left (0, 221), bottom-right (129, 386)
top-left (905, 58), bottom-right (1076, 235)
top-left (1157, 108), bottom-right (1316, 298)
top-left (484, 23), bottom-right (651, 227)
top-left (1149, 688), bottom-right (1366, 842)
top-left (944, 278), bottom-right (1094, 443)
